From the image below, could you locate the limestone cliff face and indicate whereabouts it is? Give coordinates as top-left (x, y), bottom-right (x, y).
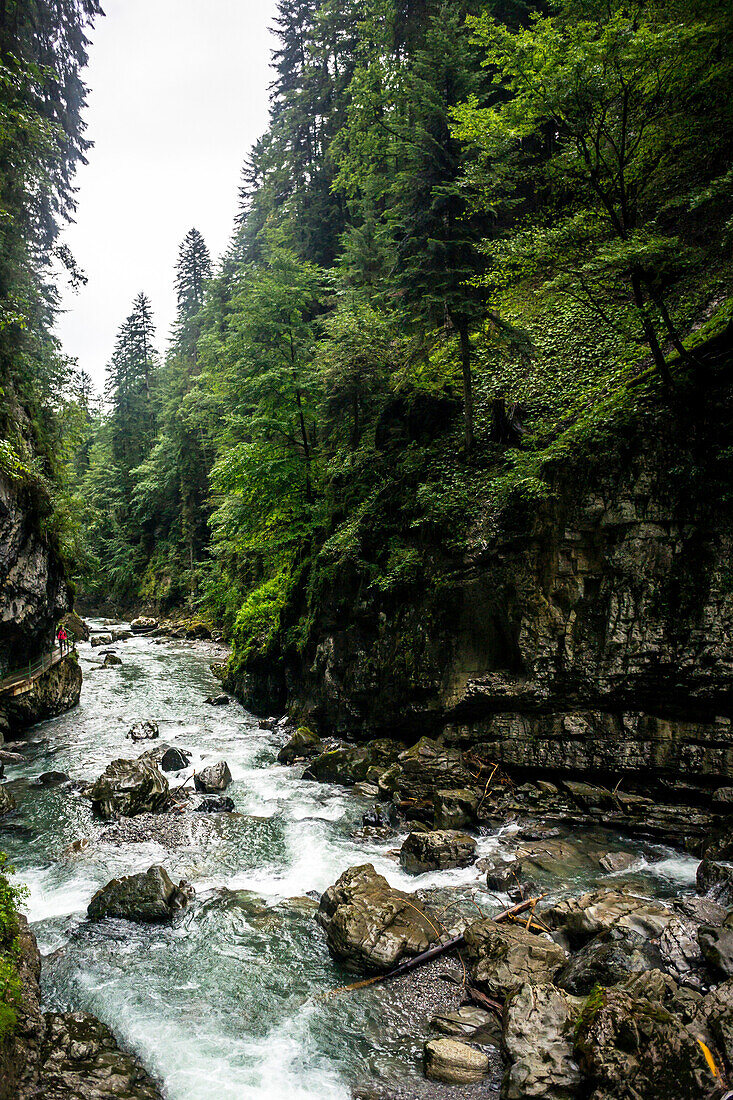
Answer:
top-left (233, 385), bottom-right (733, 791)
top-left (0, 470), bottom-right (71, 674)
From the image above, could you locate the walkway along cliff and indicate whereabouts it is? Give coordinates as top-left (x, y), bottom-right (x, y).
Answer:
top-left (0, 467), bottom-right (82, 740)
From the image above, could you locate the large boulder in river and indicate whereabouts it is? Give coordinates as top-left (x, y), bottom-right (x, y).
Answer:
top-left (316, 863), bottom-right (439, 973)
top-left (277, 727), bottom-right (324, 764)
top-left (575, 982), bottom-right (720, 1099)
top-left (87, 865), bottom-right (193, 923)
top-left (303, 738), bottom-right (404, 785)
top-left (194, 761), bottom-right (232, 793)
top-left (90, 634), bottom-right (112, 648)
top-left (160, 747), bottom-right (191, 772)
top-left (696, 859), bottom-right (733, 906)
top-left (86, 758), bottom-right (169, 819)
top-left (378, 737), bottom-right (473, 804)
top-left (399, 830), bottom-right (476, 874)
top-left (127, 720), bottom-right (159, 742)
top-left (503, 983), bottom-right (582, 1100)
top-left (542, 888), bottom-right (676, 949)
top-left (130, 617), bottom-right (157, 633)
top-left (0, 783), bottom-right (16, 816)
top-left (463, 920), bottom-right (567, 999)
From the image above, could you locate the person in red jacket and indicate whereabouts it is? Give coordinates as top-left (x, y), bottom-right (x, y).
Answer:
top-left (57, 625), bottom-right (68, 654)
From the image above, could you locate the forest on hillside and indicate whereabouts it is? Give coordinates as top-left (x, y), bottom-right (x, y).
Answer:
top-left (2, 0), bottom-right (733, 681)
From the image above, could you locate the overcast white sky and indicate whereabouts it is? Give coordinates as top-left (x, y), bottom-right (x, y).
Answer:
top-left (54, 0), bottom-right (278, 389)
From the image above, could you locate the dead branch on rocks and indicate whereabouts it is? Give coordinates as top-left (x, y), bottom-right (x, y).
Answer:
top-left (323, 894), bottom-right (547, 999)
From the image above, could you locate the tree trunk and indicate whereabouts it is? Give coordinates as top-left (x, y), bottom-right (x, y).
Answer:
top-left (351, 392), bottom-right (360, 450)
top-left (295, 389), bottom-right (312, 502)
top-left (631, 272), bottom-right (673, 386)
top-left (457, 317), bottom-right (474, 452)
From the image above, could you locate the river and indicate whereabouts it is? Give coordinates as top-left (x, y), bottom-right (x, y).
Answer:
top-left (0, 623), bottom-right (701, 1099)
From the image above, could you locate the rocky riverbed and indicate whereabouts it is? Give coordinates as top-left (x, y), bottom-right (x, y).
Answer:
top-left (0, 621), bottom-right (731, 1098)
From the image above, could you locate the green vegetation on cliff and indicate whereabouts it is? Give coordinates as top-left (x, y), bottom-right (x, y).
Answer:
top-left (0, 856), bottom-right (26, 1042)
top-left (60, 0), bottom-right (732, 693)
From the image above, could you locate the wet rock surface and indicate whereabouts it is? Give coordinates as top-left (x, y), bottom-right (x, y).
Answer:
top-left (0, 916), bottom-right (162, 1100)
top-left (400, 830), bottom-right (477, 874)
top-left (194, 760), bottom-right (232, 792)
top-left (464, 920), bottom-right (567, 999)
top-left (277, 725), bottom-right (324, 764)
top-left (316, 863), bottom-right (439, 973)
top-left (87, 865), bottom-right (193, 922)
top-left (86, 758), bottom-right (169, 819)
top-left (40, 1011), bottom-right (163, 1099)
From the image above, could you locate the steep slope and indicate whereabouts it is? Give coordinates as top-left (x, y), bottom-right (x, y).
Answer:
top-left (227, 370), bottom-right (733, 794)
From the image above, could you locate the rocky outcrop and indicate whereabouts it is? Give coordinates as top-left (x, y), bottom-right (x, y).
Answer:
top-left (316, 863), bottom-right (439, 973)
top-left (86, 758), bottom-right (170, 819)
top-left (194, 761), bottom-right (232, 793)
top-left (0, 469), bottom-right (70, 682)
top-left (399, 830), bottom-right (476, 874)
top-left (464, 920), bottom-right (567, 999)
top-left (1, 657), bottom-right (82, 737)
top-left (229, 388), bottom-right (733, 796)
top-left (87, 866), bottom-right (193, 923)
top-left (0, 916), bottom-right (162, 1100)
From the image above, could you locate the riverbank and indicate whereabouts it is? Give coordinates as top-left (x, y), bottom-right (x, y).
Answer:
top-left (0, 623), bottom-right (730, 1099)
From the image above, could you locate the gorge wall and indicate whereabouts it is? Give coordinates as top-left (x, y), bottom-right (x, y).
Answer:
top-left (230, 379), bottom-right (733, 795)
top-left (0, 465), bottom-right (78, 737)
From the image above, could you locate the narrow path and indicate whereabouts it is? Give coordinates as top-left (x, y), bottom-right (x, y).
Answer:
top-left (0, 643), bottom-right (70, 698)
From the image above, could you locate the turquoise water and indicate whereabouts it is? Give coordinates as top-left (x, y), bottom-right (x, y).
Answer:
top-left (0, 623), bottom-right (699, 1098)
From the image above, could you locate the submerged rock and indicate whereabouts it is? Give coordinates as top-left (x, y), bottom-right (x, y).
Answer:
top-left (194, 761), bottom-right (232, 793)
top-left (29, 771), bottom-right (70, 788)
top-left (102, 652), bottom-right (122, 667)
top-left (399, 830), bottom-right (476, 874)
top-left (86, 758), bottom-right (169, 819)
top-left (316, 863), bottom-right (439, 973)
top-left (90, 634), bottom-right (112, 648)
top-left (463, 920), bottom-right (567, 999)
top-left (87, 865), bottom-right (193, 923)
top-left (277, 726), bottom-right (323, 764)
top-left (204, 694), bottom-right (230, 706)
top-left (127, 720), bottom-right (159, 742)
top-left (424, 1038), bottom-right (489, 1084)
